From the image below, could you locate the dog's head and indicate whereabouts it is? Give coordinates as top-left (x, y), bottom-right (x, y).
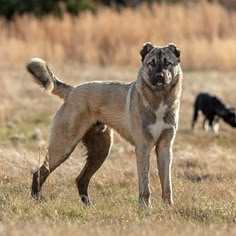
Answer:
top-left (139, 42), bottom-right (181, 90)
top-left (221, 107), bottom-right (236, 127)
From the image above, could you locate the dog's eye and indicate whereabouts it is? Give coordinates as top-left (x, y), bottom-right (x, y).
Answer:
top-left (148, 60), bottom-right (155, 67)
top-left (165, 60), bottom-right (172, 67)
top-left (163, 58), bottom-right (172, 67)
top-left (165, 62), bottom-right (172, 69)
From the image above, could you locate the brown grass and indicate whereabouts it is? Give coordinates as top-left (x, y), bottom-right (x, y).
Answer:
top-left (0, 63), bottom-right (236, 235)
top-left (2, 1), bottom-right (236, 70)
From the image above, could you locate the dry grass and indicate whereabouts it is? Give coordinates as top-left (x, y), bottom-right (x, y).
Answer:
top-left (2, 1), bottom-right (236, 70)
top-left (0, 63), bottom-right (236, 235)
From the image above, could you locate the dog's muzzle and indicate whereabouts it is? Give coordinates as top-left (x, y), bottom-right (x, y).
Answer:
top-left (155, 73), bottom-right (165, 85)
top-left (152, 70), bottom-right (172, 86)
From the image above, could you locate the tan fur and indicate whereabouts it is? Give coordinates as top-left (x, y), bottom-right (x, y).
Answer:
top-left (28, 43), bottom-right (183, 207)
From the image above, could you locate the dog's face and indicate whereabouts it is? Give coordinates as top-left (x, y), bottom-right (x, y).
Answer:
top-left (140, 42), bottom-right (181, 90)
top-left (222, 108), bottom-right (236, 127)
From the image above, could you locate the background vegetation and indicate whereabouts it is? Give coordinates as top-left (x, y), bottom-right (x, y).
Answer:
top-left (1, 0), bottom-right (236, 21)
top-left (1, 1), bottom-right (236, 70)
top-left (0, 0), bottom-right (200, 20)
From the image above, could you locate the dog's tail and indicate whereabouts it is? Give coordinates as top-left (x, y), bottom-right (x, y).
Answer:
top-left (191, 94), bottom-right (200, 130)
top-left (26, 58), bottom-right (73, 100)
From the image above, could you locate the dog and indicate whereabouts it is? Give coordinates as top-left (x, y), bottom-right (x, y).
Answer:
top-left (26, 42), bottom-right (182, 207)
top-left (191, 92), bottom-right (236, 133)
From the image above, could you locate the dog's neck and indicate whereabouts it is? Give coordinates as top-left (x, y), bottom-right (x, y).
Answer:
top-left (136, 67), bottom-right (183, 112)
top-left (135, 77), bottom-right (162, 111)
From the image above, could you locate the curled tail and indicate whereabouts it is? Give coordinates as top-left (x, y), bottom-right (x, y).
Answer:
top-left (26, 58), bottom-right (73, 100)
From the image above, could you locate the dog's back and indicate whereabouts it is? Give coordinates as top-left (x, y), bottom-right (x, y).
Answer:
top-left (192, 93), bottom-right (236, 132)
top-left (194, 93), bottom-right (226, 116)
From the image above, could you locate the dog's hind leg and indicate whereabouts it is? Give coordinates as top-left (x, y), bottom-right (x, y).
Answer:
top-left (191, 100), bottom-right (199, 130)
top-left (31, 105), bottom-right (91, 199)
top-left (31, 161), bottom-right (50, 199)
top-left (31, 139), bottom-right (78, 199)
top-left (76, 122), bottom-right (112, 206)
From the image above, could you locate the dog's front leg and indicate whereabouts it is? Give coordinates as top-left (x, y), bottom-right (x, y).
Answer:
top-left (155, 128), bottom-right (175, 205)
top-left (202, 117), bottom-right (208, 130)
top-left (135, 146), bottom-right (152, 207)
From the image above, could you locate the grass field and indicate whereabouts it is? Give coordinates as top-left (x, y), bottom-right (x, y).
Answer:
top-left (0, 63), bottom-right (236, 235)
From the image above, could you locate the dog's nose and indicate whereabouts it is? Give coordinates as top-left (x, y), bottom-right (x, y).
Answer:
top-left (155, 72), bottom-right (165, 83)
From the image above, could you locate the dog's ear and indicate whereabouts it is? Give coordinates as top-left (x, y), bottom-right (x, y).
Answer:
top-left (140, 42), bottom-right (154, 62)
top-left (168, 43), bottom-right (181, 62)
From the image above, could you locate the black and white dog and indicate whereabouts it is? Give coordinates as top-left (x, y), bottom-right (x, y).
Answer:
top-left (192, 93), bottom-right (236, 133)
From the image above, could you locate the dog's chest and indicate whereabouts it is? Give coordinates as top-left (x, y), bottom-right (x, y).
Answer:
top-left (148, 102), bottom-right (170, 142)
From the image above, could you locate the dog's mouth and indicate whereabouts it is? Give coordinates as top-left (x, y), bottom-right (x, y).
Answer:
top-left (149, 69), bottom-right (173, 88)
top-left (149, 75), bottom-right (172, 88)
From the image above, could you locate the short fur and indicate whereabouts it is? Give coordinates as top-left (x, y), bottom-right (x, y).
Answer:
top-left (192, 92), bottom-right (236, 133)
top-left (27, 42), bottom-right (183, 207)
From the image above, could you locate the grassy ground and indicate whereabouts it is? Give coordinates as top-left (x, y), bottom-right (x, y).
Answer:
top-left (0, 64), bottom-right (236, 235)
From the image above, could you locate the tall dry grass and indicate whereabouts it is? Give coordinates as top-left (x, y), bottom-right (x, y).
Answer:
top-left (1, 1), bottom-right (236, 70)
top-left (1, 1), bottom-right (236, 137)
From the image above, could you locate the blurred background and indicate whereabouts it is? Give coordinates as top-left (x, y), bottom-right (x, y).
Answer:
top-left (1, 0), bottom-right (236, 70)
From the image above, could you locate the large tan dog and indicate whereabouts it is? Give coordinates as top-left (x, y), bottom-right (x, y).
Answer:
top-left (27, 42), bottom-right (183, 207)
